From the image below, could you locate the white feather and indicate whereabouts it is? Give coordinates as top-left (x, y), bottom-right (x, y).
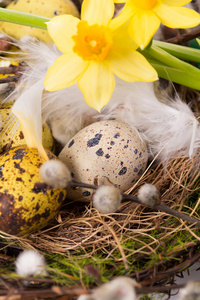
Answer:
top-left (15, 249), bottom-right (48, 277)
top-left (100, 80), bottom-right (200, 161)
top-left (42, 86), bottom-right (97, 146)
top-left (12, 79), bottom-right (48, 161)
top-left (8, 38), bottom-right (200, 162)
top-left (78, 295), bottom-right (93, 300)
top-left (87, 277), bottom-right (139, 300)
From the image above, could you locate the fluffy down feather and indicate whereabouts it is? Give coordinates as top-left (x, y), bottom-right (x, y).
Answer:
top-left (77, 277), bottom-right (139, 300)
top-left (15, 249), bottom-right (48, 277)
top-left (100, 80), bottom-right (200, 160)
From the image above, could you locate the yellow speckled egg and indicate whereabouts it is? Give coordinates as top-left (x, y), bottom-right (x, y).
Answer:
top-left (59, 120), bottom-right (148, 200)
top-left (0, 0), bottom-right (79, 42)
top-left (0, 103), bottom-right (54, 153)
top-left (0, 145), bottom-right (67, 235)
top-left (0, 59), bottom-right (19, 80)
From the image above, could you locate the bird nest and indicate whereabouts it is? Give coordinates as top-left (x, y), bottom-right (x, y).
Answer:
top-left (0, 1), bottom-right (200, 300)
top-left (0, 141), bottom-right (200, 299)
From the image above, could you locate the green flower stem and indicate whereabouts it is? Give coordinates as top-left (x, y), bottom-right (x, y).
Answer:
top-left (0, 8), bottom-right (49, 29)
top-left (143, 44), bottom-right (200, 78)
top-left (149, 59), bottom-right (200, 91)
top-left (153, 40), bottom-right (200, 64)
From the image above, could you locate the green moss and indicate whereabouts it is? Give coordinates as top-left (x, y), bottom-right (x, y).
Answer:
top-left (42, 223), bottom-right (199, 287)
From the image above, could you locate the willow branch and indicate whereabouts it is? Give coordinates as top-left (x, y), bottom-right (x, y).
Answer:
top-left (68, 180), bottom-right (200, 227)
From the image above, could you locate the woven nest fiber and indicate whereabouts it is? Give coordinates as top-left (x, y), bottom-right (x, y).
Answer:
top-left (0, 128), bottom-right (200, 299)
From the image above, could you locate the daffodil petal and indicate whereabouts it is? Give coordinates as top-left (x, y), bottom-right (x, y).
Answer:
top-left (155, 4), bottom-right (200, 28)
top-left (78, 62), bottom-right (115, 112)
top-left (128, 10), bottom-right (160, 49)
top-left (111, 21), bottom-right (138, 50)
top-left (162, 0), bottom-right (191, 6)
top-left (107, 49), bottom-right (158, 82)
top-left (44, 52), bottom-right (88, 91)
top-left (81, 0), bottom-right (114, 26)
top-left (110, 0), bottom-right (134, 31)
top-left (46, 15), bottom-right (79, 53)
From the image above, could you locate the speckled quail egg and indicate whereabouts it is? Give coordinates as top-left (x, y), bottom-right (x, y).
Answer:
top-left (0, 60), bottom-right (22, 100)
top-left (0, 103), bottom-right (54, 153)
top-left (59, 120), bottom-right (148, 200)
top-left (0, 0), bottom-right (79, 42)
top-left (0, 145), bottom-right (67, 235)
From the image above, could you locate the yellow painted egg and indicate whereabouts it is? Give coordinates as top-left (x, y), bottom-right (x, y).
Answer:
top-left (0, 103), bottom-right (54, 153)
top-left (59, 120), bottom-right (148, 200)
top-left (0, 0), bottom-right (79, 42)
top-left (0, 145), bottom-right (67, 235)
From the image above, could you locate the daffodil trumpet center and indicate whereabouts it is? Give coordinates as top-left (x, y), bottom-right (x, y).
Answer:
top-left (72, 21), bottom-right (113, 62)
top-left (132, 0), bottom-right (157, 10)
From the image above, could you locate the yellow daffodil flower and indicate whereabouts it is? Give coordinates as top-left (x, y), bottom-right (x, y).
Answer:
top-left (112, 0), bottom-right (200, 49)
top-left (44, 0), bottom-right (158, 112)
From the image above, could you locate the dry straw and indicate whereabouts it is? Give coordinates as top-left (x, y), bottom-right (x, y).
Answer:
top-left (1, 145), bottom-right (200, 297)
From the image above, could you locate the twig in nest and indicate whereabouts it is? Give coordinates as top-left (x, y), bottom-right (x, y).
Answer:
top-left (136, 283), bottom-right (185, 295)
top-left (0, 276), bottom-right (11, 289)
top-left (128, 244), bottom-right (200, 286)
top-left (40, 160), bottom-right (200, 227)
top-left (70, 179), bottom-right (98, 191)
top-left (0, 65), bottom-right (23, 75)
top-left (165, 28), bottom-right (200, 44)
top-left (0, 64), bottom-right (25, 83)
top-left (154, 202), bottom-right (200, 226)
top-left (0, 286), bottom-right (87, 299)
top-left (41, 160), bottom-right (200, 227)
top-left (70, 179), bottom-right (200, 227)
top-left (123, 192), bottom-right (200, 227)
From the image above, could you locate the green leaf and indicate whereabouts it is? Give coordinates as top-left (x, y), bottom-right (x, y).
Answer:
top-left (148, 59), bottom-right (200, 91)
top-left (153, 40), bottom-right (200, 64)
